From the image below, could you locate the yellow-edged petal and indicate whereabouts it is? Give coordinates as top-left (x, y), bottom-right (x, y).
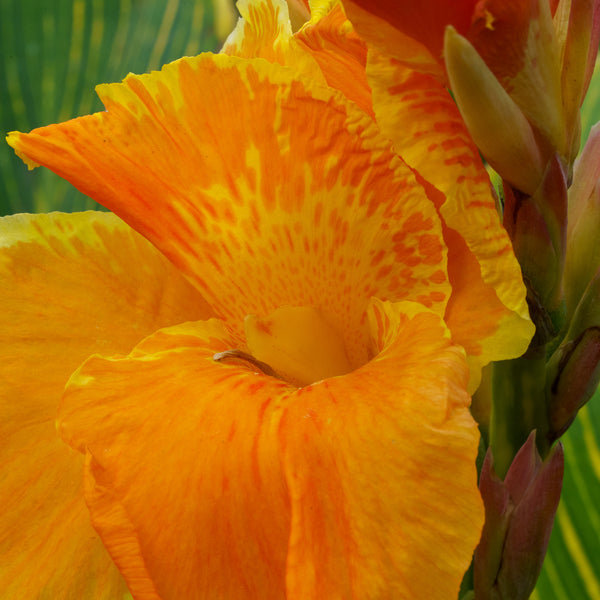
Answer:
top-left (0, 212), bottom-right (212, 599)
top-left (57, 299), bottom-right (482, 599)
top-left (366, 51), bottom-right (534, 380)
top-left (8, 54), bottom-right (450, 368)
top-left (294, 2), bottom-right (374, 116)
top-left (225, 0), bottom-right (374, 134)
top-left (223, 0), bottom-right (533, 378)
top-left (222, 0), bottom-right (326, 83)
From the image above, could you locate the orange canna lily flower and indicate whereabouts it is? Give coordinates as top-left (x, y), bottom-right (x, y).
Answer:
top-left (1, 1), bottom-right (534, 598)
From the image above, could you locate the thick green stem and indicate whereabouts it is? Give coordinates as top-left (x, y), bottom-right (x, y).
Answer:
top-left (490, 351), bottom-right (550, 478)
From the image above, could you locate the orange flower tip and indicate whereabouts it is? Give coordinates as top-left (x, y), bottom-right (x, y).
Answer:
top-left (6, 131), bottom-right (40, 170)
top-left (245, 305), bottom-right (352, 387)
top-left (443, 26), bottom-right (545, 195)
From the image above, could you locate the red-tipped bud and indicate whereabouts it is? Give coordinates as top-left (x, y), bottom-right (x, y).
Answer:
top-left (547, 326), bottom-right (600, 440)
top-left (475, 433), bottom-right (564, 600)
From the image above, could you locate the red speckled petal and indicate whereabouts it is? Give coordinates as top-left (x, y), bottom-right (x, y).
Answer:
top-left (367, 51), bottom-right (534, 380)
top-left (8, 54), bottom-right (450, 368)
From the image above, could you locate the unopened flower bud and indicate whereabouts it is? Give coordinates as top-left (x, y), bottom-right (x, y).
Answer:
top-left (503, 155), bottom-right (568, 335)
top-left (547, 326), bottom-right (600, 440)
top-left (556, 0), bottom-right (600, 163)
top-left (474, 433), bottom-right (564, 600)
top-left (565, 123), bottom-right (600, 316)
top-left (444, 26), bottom-right (546, 195)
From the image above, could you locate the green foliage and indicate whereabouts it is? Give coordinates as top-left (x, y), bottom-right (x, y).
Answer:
top-left (0, 0), bottom-right (234, 215)
top-left (581, 61), bottom-right (600, 153)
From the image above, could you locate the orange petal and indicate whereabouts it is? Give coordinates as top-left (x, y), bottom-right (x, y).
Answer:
top-left (222, 0), bottom-right (326, 83)
top-left (8, 53), bottom-right (450, 368)
top-left (367, 51), bottom-right (534, 379)
top-left (0, 212), bottom-right (212, 598)
top-left (58, 319), bottom-right (293, 600)
top-left (294, 3), bottom-right (374, 116)
top-left (58, 300), bottom-right (483, 599)
top-left (225, 0), bottom-right (375, 131)
top-left (282, 299), bottom-right (484, 597)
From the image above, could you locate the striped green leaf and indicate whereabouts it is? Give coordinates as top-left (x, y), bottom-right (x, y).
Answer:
top-left (581, 60), bottom-right (600, 151)
top-left (0, 0), bottom-right (235, 215)
top-left (533, 395), bottom-right (600, 600)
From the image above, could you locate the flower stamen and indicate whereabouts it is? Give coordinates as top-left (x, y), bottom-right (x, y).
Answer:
top-left (213, 348), bottom-right (281, 379)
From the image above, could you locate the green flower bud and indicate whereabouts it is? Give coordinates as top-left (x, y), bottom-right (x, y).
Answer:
top-left (444, 26), bottom-right (546, 195)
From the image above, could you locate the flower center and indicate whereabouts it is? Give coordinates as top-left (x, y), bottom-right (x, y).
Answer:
top-left (244, 306), bottom-right (352, 387)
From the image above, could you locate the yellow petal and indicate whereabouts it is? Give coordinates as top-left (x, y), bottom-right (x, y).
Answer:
top-left (245, 305), bottom-right (352, 386)
top-left (224, 0), bottom-right (374, 125)
top-left (0, 212), bottom-right (212, 598)
top-left (57, 300), bottom-right (482, 599)
top-left (367, 50), bottom-right (534, 379)
top-left (8, 53), bottom-right (450, 368)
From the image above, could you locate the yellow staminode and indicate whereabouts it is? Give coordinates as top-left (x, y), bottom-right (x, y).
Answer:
top-left (245, 305), bottom-right (352, 386)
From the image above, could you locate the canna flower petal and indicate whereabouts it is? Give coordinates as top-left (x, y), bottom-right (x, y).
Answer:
top-left (282, 299), bottom-right (483, 598)
top-left (342, 0), bottom-right (478, 65)
top-left (0, 212), bottom-right (212, 599)
top-left (365, 51), bottom-right (534, 382)
top-left (225, 0), bottom-right (374, 116)
top-left (221, 0), bottom-right (326, 83)
top-left (213, 0), bottom-right (534, 383)
top-left (7, 53), bottom-right (451, 369)
top-left (57, 299), bottom-right (483, 600)
top-left (3, 3), bottom-right (534, 595)
top-left (293, 2), bottom-right (374, 116)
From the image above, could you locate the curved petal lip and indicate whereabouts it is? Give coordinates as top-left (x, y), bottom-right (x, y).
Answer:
top-left (57, 300), bottom-right (483, 599)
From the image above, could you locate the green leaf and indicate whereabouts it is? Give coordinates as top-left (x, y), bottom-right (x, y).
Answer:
top-left (0, 0), bottom-right (235, 215)
top-left (580, 58), bottom-right (600, 150)
top-left (532, 394), bottom-right (600, 600)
